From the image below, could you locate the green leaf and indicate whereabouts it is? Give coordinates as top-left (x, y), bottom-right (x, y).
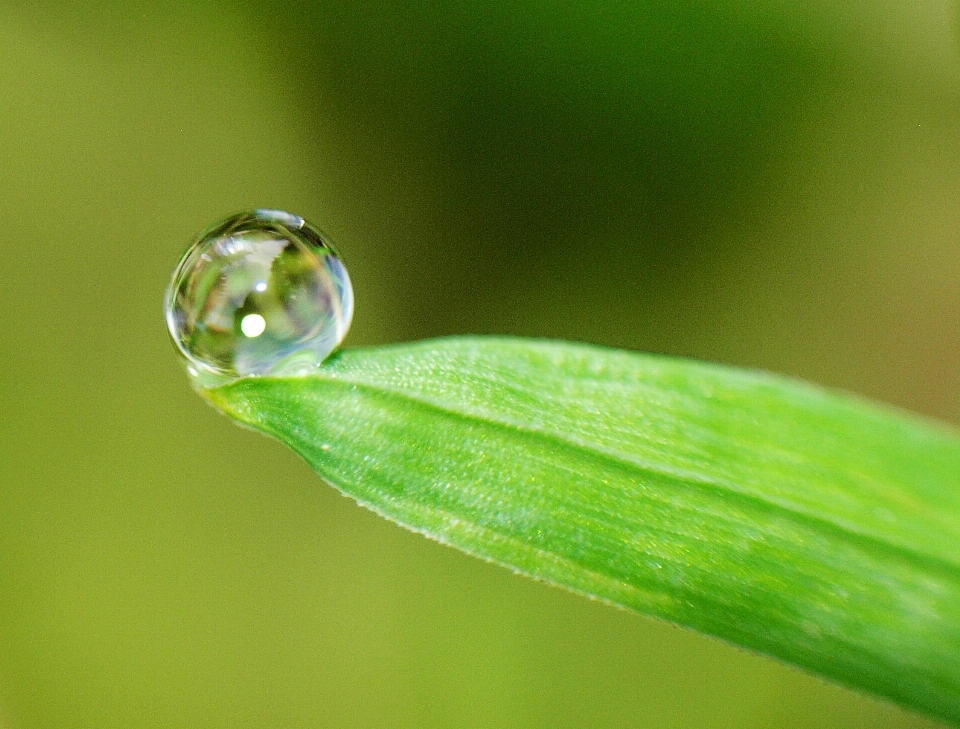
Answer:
top-left (207, 336), bottom-right (960, 725)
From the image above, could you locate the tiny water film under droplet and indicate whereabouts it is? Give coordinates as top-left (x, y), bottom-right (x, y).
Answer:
top-left (164, 210), bottom-right (353, 387)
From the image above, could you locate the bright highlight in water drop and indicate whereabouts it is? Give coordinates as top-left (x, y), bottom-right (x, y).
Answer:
top-left (240, 313), bottom-right (266, 338)
top-left (164, 210), bottom-right (353, 388)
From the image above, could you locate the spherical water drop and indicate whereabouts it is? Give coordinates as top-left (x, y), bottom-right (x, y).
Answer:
top-left (164, 210), bottom-right (353, 388)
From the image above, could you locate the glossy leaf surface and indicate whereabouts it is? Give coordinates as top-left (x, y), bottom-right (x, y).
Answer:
top-left (208, 337), bottom-right (960, 725)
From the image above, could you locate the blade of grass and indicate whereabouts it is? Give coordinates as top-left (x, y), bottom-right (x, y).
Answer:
top-left (207, 336), bottom-right (960, 725)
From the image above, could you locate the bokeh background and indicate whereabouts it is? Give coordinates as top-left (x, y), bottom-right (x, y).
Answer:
top-left (1, 1), bottom-right (958, 727)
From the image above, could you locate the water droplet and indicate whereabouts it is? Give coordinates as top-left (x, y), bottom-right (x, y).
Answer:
top-left (164, 210), bottom-right (353, 388)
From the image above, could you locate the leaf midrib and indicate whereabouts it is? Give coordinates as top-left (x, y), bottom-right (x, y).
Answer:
top-left (254, 371), bottom-right (960, 581)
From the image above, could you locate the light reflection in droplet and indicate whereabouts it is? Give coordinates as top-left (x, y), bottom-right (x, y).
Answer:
top-left (240, 313), bottom-right (267, 338)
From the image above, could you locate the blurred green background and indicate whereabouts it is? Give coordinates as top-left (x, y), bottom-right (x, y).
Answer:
top-left (0, 1), bottom-right (958, 727)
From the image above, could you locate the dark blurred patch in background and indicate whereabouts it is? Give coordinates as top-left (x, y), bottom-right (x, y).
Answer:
top-left (0, 1), bottom-right (957, 727)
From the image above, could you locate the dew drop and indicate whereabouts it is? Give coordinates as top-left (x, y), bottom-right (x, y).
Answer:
top-left (164, 209), bottom-right (353, 388)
